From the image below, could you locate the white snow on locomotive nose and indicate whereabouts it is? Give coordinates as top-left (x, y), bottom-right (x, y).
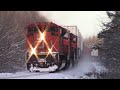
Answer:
top-left (31, 65), bottom-right (58, 72)
top-left (48, 65), bottom-right (58, 71)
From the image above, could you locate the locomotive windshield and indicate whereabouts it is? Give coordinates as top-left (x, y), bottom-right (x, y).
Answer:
top-left (48, 26), bottom-right (58, 32)
top-left (27, 25), bottom-right (59, 37)
top-left (48, 26), bottom-right (58, 36)
top-left (27, 26), bottom-right (38, 35)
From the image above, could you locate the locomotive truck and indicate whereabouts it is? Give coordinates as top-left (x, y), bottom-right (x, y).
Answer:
top-left (25, 22), bottom-right (83, 72)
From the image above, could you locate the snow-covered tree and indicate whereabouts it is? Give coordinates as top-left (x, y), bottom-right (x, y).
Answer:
top-left (84, 35), bottom-right (98, 49)
top-left (0, 11), bottom-right (48, 73)
top-left (97, 11), bottom-right (120, 72)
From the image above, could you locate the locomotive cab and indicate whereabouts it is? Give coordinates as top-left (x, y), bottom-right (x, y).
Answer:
top-left (25, 22), bottom-right (61, 72)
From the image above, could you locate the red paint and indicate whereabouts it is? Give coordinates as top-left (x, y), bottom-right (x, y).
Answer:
top-left (25, 22), bottom-right (79, 58)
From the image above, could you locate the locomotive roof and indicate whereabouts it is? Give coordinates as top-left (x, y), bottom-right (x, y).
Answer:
top-left (24, 22), bottom-right (70, 32)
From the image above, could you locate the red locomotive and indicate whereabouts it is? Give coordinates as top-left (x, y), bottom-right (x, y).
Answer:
top-left (24, 22), bottom-right (83, 72)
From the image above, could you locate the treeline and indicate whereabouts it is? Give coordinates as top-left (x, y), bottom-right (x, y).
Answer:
top-left (84, 35), bottom-right (98, 48)
top-left (95, 11), bottom-right (120, 73)
top-left (0, 11), bottom-right (48, 73)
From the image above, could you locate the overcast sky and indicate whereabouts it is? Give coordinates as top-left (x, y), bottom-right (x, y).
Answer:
top-left (39, 11), bottom-right (110, 38)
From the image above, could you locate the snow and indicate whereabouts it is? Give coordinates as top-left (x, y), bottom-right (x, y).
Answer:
top-left (0, 58), bottom-right (107, 79)
top-left (91, 49), bottom-right (98, 56)
top-left (60, 58), bottom-right (107, 79)
top-left (30, 65), bottom-right (58, 72)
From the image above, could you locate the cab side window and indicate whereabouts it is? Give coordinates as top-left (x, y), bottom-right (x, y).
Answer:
top-left (60, 28), bottom-right (69, 39)
top-left (73, 38), bottom-right (77, 43)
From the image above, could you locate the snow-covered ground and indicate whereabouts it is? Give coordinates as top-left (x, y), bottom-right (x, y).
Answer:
top-left (60, 58), bottom-right (107, 79)
top-left (0, 57), bottom-right (107, 79)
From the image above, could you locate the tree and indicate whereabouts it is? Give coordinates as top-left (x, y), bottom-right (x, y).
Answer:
top-left (97, 11), bottom-right (120, 72)
top-left (0, 11), bottom-right (48, 73)
top-left (84, 35), bottom-right (98, 49)
top-left (84, 35), bottom-right (98, 57)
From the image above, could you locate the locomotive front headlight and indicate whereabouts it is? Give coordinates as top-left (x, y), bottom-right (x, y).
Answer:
top-left (30, 48), bottom-right (37, 56)
top-left (48, 49), bottom-right (52, 54)
top-left (41, 33), bottom-right (45, 41)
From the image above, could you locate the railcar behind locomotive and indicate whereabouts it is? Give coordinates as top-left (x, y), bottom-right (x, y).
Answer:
top-left (25, 22), bottom-right (83, 72)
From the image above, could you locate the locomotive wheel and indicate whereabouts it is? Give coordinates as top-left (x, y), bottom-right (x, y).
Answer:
top-left (57, 59), bottom-right (62, 69)
top-left (75, 58), bottom-right (78, 66)
top-left (61, 61), bottom-right (67, 70)
top-left (29, 64), bottom-right (34, 72)
top-left (49, 54), bottom-right (61, 73)
top-left (72, 53), bottom-right (76, 67)
top-left (75, 53), bottom-right (78, 67)
top-left (27, 63), bottom-right (31, 70)
top-left (75, 52), bottom-right (78, 67)
top-left (66, 54), bottom-right (70, 69)
top-left (56, 54), bottom-right (62, 70)
top-left (62, 55), bottom-right (70, 70)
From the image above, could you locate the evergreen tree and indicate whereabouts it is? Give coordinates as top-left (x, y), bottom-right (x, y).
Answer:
top-left (97, 11), bottom-right (120, 72)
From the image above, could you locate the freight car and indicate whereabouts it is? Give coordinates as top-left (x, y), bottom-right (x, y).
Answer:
top-left (24, 22), bottom-right (83, 72)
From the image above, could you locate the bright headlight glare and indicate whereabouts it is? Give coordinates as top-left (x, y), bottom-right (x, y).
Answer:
top-left (29, 48), bottom-right (36, 56)
top-left (41, 33), bottom-right (45, 40)
top-left (48, 49), bottom-right (52, 54)
top-left (32, 48), bottom-right (36, 54)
